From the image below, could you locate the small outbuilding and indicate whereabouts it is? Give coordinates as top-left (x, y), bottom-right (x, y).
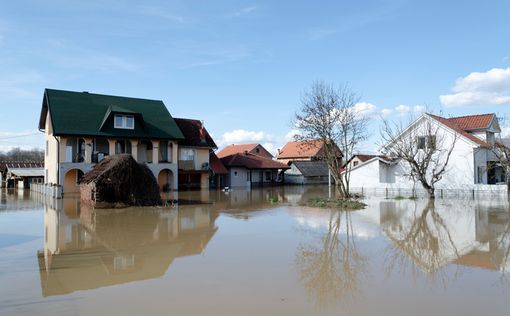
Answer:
top-left (284, 160), bottom-right (331, 185)
top-left (80, 154), bottom-right (162, 208)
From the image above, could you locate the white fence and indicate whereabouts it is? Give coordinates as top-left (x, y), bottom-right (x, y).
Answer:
top-left (350, 185), bottom-right (508, 199)
top-left (30, 183), bottom-right (63, 199)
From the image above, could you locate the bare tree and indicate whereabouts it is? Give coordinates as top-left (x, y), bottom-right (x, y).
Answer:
top-left (294, 81), bottom-right (369, 198)
top-left (380, 114), bottom-right (458, 198)
top-left (493, 138), bottom-right (510, 199)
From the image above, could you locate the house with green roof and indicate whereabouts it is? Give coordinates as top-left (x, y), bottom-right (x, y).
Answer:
top-left (38, 89), bottom-right (184, 194)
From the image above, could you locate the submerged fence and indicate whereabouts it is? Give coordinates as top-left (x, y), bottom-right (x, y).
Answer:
top-left (349, 185), bottom-right (508, 199)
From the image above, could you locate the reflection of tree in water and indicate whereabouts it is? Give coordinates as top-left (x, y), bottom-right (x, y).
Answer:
top-left (383, 200), bottom-right (462, 287)
top-left (495, 214), bottom-right (510, 286)
top-left (295, 210), bottom-right (367, 308)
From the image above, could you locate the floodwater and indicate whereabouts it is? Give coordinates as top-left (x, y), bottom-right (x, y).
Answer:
top-left (0, 186), bottom-right (509, 316)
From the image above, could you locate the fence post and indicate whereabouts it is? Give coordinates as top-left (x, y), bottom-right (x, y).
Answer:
top-left (361, 187), bottom-right (364, 196)
top-left (441, 189), bottom-right (443, 199)
top-left (385, 187), bottom-right (388, 198)
top-left (472, 189), bottom-right (475, 200)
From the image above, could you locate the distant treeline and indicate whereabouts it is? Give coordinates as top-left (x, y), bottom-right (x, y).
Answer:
top-left (0, 147), bottom-right (44, 162)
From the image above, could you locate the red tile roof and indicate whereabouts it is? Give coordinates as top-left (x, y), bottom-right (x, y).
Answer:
top-left (216, 144), bottom-right (258, 158)
top-left (428, 114), bottom-right (491, 148)
top-left (220, 153), bottom-right (289, 170)
top-left (209, 152), bottom-right (228, 174)
top-left (174, 118), bottom-right (217, 148)
top-left (447, 114), bottom-right (494, 131)
top-left (277, 140), bottom-right (324, 159)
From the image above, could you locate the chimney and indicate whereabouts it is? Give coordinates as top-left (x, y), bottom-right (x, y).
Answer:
top-left (277, 149), bottom-right (281, 155)
top-left (244, 150), bottom-right (249, 155)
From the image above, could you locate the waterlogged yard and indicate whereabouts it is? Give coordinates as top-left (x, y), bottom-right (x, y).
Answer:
top-left (0, 186), bottom-right (509, 316)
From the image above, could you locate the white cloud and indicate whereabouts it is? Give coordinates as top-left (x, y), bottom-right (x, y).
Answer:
top-left (351, 102), bottom-right (392, 118)
top-left (395, 104), bottom-right (425, 115)
top-left (217, 129), bottom-right (273, 147)
top-left (440, 67), bottom-right (510, 107)
top-left (230, 6), bottom-right (257, 17)
top-left (353, 102), bottom-right (377, 115)
top-left (284, 129), bottom-right (301, 141)
top-left (502, 126), bottom-right (510, 138)
top-left (381, 108), bottom-right (393, 117)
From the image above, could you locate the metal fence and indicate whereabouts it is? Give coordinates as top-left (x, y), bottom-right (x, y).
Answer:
top-left (349, 186), bottom-right (508, 199)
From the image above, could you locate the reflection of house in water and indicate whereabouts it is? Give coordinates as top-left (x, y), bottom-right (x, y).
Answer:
top-left (380, 199), bottom-right (510, 274)
top-left (37, 200), bottom-right (218, 297)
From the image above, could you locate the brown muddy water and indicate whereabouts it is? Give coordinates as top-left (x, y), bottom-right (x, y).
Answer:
top-left (0, 186), bottom-right (509, 316)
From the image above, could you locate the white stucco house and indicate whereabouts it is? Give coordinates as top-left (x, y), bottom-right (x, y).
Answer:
top-left (347, 113), bottom-right (507, 192)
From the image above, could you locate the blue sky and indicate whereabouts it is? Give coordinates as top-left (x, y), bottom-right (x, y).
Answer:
top-left (1, 0), bottom-right (509, 153)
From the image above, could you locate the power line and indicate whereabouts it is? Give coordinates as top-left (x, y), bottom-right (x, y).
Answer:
top-left (0, 132), bottom-right (41, 140)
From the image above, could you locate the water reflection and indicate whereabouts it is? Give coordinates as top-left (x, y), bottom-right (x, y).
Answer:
top-left (381, 199), bottom-right (510, 285)
top-left (295, 210), bottom-right (367, 308)
top-left (38, 200), bottom-right (218, 297)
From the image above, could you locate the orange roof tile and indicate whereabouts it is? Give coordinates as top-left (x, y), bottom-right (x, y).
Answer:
top-left (216, 144), bottom-right (259, 158)
top-left (220, 153), bottom-right (289, 170)
top-left (447, 114), bottom-right (494, 131)
top-left (428, 114), bottom-right (491, 148)
top-left (277, 140), bottom-right (324, 159)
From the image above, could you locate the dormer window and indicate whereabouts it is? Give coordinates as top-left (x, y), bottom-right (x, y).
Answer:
top-left (114, 114), bottom-right (134, 129)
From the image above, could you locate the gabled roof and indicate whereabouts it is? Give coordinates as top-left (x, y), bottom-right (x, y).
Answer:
top-left (343, 154), bottom-right (391, 167)
top-left (38, 89), bottom-right (184, 140)
top-left (209, 152), bottom-right (228, 174)
top-left (174, 118), bottom-right (217, 149)
top-left (428, 114), bottom-right (490, 148)
top-left (216, 143), bottom-right (273, 159)
top-left (0, 161), bottom-right (44, 173)
top-left (292, 160), bottom-right (329, 177)
top-left (220, 153), bottom-right (289, 170)
top-left (447, 114), bottom-right (495, 131)
top-left (277, 140), bottom-right (324, 159)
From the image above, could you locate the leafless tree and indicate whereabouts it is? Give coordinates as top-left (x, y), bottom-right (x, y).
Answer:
top-left (380, 114), bottom-right (458, 198)
top-left (294, 81), bottom-right (369, 198)
top-left (493, 138), bottom-right (510, 199)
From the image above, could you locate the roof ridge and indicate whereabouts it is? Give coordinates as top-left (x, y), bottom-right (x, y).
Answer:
top-left (45, 88), bottom-right (163, 103)
top-left (447, 113), bottom-right (495, 120)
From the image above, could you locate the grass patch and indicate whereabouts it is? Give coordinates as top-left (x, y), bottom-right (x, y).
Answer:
top-left (269, 197), bottom-right (278, 204)
top-left (387, 195), bottom-right (418, 200)
top-left (308, 197), bottom-right (366, 210)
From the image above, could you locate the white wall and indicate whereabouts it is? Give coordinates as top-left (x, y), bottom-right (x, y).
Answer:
top-left (349, 115), bottom-right (500, 190)
top-left (228, 167), bottom-right (249, 187)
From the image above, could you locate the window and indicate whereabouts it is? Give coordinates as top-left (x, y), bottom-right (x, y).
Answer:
top-left (487, 132), bottom-right (495, 144)
top-left (114, 114), bottom-right (135, 129)
top-left (417, 136), bottom-right (436, 150)
top-left (234, 171), bottom-right (238, 177)
top-left (477, 166), bottom-right (484, 183)
top-left (179, 148), bottom-right (195, 161)
top-left (417, 137), bottom-right (426, 149)
top-left (353, 161), bottom-right (359, 167)
top-left (265, 171), bottom-right (271, 181)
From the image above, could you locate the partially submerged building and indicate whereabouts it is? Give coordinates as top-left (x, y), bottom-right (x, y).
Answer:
top-left (0, 161), bottom-right (44, 188)
top-left (284, 160), bottom-right (330, 185)
top-left (348, 113), bottom-right (507, 191)
top-left (38, 89), bottom-right (184, 194)
top-left (219, 148), bottom-right (289, 188)
top-left (277, 140), bottom-right (342, 185)
top-left (217, 143), bottom-right (273, 160)
top-left (174, 118), bottom-right (217, 190)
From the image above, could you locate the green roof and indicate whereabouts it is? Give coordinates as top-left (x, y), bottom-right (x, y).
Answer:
top-left (39, 89), bottom-right (184, 140)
